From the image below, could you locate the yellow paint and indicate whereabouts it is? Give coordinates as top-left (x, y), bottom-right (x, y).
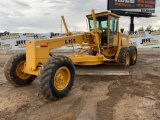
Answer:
top-left (54, 67), bottom-right (70, 90)
top-left (0, 33), bottom-right (19, 40)
top-left (16, 61), bottom-right (31, 79)
top-left (26, 40), bottom-right (49, 71)
top-left (143, 41), bottom-right (159, 46)
top-left (25, 33), bottom-right (34, 37)
top-left (23, 9), bottom-right (131, 76)
top-left (133, 50), bottom-right (137, 60)
top-left (151, 31), bottom-right (160, 36)
top-left (129, 33), bottom-right (145, 38)
top-left (74, 61), bottom-right (104, 65)
top-left (113, 34), bottom-right (118, 46)
top-left (126, 52), bottom-right (130, 65)
top-left (61, 16), bottom-right (72, 36)
top-left (68, 54), bottom-right (109, 65)
top-left (23, 63), bottom-right (40, 75)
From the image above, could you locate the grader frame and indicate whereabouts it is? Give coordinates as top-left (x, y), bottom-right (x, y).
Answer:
top-left (23, 10), bottom-right (130, 75)
top-left (4, 9), bottom-right (137, 100)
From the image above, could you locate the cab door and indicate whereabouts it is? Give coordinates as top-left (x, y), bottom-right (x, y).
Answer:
top-left (108, 16), bottom-right (118, 46)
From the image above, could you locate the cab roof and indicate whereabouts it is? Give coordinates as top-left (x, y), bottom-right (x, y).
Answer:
top-left (86, 11), bottom-right (120, 18)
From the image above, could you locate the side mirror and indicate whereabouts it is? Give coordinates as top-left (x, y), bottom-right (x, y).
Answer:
top-left (120, 28), bottom-right (124, 33)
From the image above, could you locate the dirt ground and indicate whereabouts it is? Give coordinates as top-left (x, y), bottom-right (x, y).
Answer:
top-left (0, 51), bottom-right (160, 120)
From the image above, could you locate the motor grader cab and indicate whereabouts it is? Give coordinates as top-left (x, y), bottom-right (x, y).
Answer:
top-left (87, 11), bottom-right (118, 47)
top-left (86, 11), bottom-right (133, 62)
top-left (4, 9), bottom-right (137, 100)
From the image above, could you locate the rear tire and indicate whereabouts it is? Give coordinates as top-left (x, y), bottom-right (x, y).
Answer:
top-left (129, 46), bottom-right (137, 65)
top-left (4, 53), bottom-right (36, 87)
top-left (38, 56), bottom-right (75, 100)
top-left (118, 47), bottom-right (131, 66)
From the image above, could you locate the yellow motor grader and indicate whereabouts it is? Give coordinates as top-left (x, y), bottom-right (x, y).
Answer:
top-left (4, 10), bottom-right (137, 100)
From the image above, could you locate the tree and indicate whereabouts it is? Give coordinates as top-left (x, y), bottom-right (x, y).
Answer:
top-left (145, 25), bottom-right (153, 32)
top-left (157, 27), bottom-right (160, 31)
top-left (137, 27), bottom-right (144, 31)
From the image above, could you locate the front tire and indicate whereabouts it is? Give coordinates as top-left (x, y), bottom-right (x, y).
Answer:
top-left (38, 56), bottom-right (75, 100)
top-left (4, 53), bottom-right (36, 87)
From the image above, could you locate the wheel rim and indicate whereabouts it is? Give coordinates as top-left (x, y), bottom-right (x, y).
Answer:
top-left (126, 52), bottom-right (130, 65)
top-left (54, 66), bottom-right (70, 91)
top-left (16, 61), bottom-right (31, 80)
top-left (133, 50), bottom-right (137, 60)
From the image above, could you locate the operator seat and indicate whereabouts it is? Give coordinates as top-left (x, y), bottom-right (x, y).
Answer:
top-left (101, 29), bottom-right (107, 46)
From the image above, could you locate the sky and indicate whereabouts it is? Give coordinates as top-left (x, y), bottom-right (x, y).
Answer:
top-left (0, 0), bottom-right (160, 33)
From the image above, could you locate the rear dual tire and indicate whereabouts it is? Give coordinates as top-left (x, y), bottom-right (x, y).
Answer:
top-left (118, 46), bottom-right (137, 66)
top-left (118, 47), bottom-right (131, 66)
top-left (129, 46), bottom-right (137, 65)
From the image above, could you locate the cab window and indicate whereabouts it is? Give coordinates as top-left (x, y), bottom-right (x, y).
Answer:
top-left (88, 15), bottom-right (108, 30)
